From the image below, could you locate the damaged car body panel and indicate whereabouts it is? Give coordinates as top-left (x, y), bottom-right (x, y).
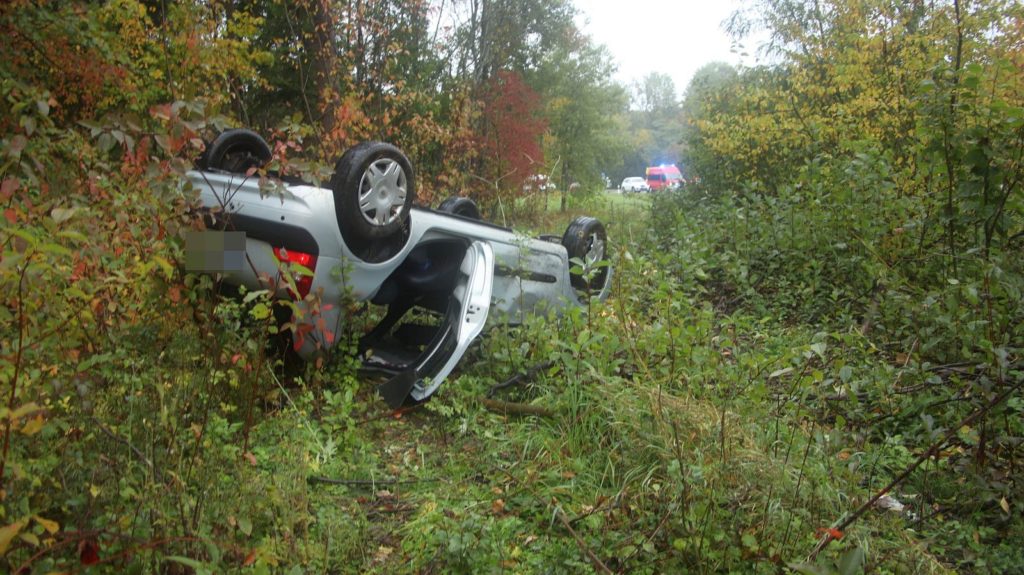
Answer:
top-left (186, 130), bottom-right (611, 406)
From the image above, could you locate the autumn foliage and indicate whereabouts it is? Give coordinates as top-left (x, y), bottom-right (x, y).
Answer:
top-left (476, 70), bottom-right (547, 196)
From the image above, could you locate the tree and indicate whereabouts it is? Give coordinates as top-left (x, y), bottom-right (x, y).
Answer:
top-left (475, 69), bottom-right (547, 201)
top-left (680, 62), bottom-right (739, 183)
top-left (444, 0), bottom-right (577, 83)
top-left (537, 38), bottom-right (627, 209)
top-left (632, 72), bottom-right (678, 116)
top-left (627, 72), bottom-right (685, 170)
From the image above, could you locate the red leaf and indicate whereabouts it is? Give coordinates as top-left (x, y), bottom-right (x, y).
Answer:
top-left (816, 527), bottom-right (844, 540)
top-left (150, 103), bottom-right (173, 121)
top-left (242, 549), bottom-right (258, 567)
top-left (292, 323), bottom-right (314, 351)
top-left (0, 178), bottom-right (18, 200)
top-left (3, 209), bottom-right (15, 225)
top-left (79, 539), bottom-right (100, 565)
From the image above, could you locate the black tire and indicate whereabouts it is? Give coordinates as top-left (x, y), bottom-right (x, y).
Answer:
top-left (202, 129), bottom-right (272, 173)
top-left (562, 216), bottom-right (610, 296)
top-left (331, 142), bottom-right (414, 240)
top-left (438, 196), bottom-right (481, 220)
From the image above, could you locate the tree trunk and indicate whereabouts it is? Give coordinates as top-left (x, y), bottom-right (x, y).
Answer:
top-left (560, 160), bottom-right (569, 212)
top-left (304, 0), bottom-right (339, 145)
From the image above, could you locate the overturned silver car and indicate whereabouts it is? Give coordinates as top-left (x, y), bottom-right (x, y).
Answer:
top-left (186, 129), bottom-right (611, 407)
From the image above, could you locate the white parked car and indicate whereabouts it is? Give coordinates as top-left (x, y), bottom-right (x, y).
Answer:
top-left (620, 177), bottom-right (649, 193)
top-left (187, 129), bottom-right (612, 407)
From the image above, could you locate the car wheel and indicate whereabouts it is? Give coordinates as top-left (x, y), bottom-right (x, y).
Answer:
top-left (562, 216), bottom-right (610, 297)
top-left (331, 142), bottom-right (415, 260)
top-left (438, 196), bottom-right (481, 220)
top-left (201, 128), bottom-right (272, 173)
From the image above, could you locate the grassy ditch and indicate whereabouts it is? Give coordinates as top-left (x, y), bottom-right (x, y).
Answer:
top-left (4, 189), bottom-right (1013, 573)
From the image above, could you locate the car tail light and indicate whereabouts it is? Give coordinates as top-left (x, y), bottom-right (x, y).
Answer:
top-left (273, 247), bottom-right (317, 298)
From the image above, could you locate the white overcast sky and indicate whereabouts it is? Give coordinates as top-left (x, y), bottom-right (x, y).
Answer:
top-left (573, 0), bottom-right (762, 99)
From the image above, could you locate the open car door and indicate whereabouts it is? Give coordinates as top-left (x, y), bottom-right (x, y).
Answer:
top-left (376, 241), bottom-right (495, 407)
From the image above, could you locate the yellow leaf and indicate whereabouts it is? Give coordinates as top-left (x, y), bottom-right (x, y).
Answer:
top-left (0, 518), bottom-right (27, 556)
top-left (153, 255), bottom-right (174, 280)
top-left (89, 484), bottom-right (101, 498)
top-left (1000, 497), bottom-right (1010, 514)
top-left (20, 414), bottom-right (45, 436)
top-left (18, 532), bottom-right (39, 546)
top-left (33, 515), bottom-right (59, 534)
top-left (4, 402), bottom-right (40, 421)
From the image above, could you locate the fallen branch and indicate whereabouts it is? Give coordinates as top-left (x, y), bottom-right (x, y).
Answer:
top-left (479, 398), bottom-right (555, 418)
top-left (809, 377), bottom-right (1024, 560)
top-left (487, 361), bottom-right (555, 397)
